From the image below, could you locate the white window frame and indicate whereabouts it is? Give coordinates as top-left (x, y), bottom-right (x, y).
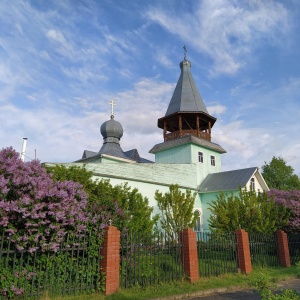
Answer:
top-left (198, 151), bottom-right (203, 163)
top-left (210, 155), bottom-right (215, 166)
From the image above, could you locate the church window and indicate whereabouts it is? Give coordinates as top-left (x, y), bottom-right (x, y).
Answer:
top-left (198, 152), bottom-right (203, 163)
top-left (194, 210), bottom-right (202, 232)
top-left (210, 155), bottom-right (215, 166)
top-left (250, 178), bottom-right (255, 190)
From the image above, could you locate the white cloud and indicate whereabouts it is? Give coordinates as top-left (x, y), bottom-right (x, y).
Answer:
top-left (207, 104), bottom-right (227, 116)
top-left (0, 64), bottom-right (14, 84)
top-left (0, 77), bottom-right (173, 163)
top-left (46, 29), bottom-right (66, 44)
top-left (156, 53), bottom-right (173, 68)
top-left (108, 78), bottom-right (174, 137)
top-left (62, 67), bottom-right (107, 82)
top-left (145, 0), bottom-right (290, 76)
top-left (0, 0), bottom-right (299, 179)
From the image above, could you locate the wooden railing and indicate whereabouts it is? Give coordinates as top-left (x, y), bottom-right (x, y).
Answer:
top-left (164, 130), bottom-right (210, 141)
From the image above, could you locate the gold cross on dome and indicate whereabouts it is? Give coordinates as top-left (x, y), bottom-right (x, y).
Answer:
top-left (109, 99), bottom-right (116, 118)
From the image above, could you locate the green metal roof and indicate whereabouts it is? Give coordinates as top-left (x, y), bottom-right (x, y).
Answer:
top-left (149, 135), bottom-right (226, 154)
top-left (165, 59), bottom-right (208, 116)
top-left (199, 167), bottom-right (258, 192)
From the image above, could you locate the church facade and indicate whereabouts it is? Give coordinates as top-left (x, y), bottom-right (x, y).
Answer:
top-left (49, 56), bottom-right (269, 232)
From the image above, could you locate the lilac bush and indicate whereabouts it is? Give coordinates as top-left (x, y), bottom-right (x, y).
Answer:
top-left (0, 147), bottom-right (130, 297)
top-left (0, 147), bottom-right (89, 252)
top-left (269, 189), bottom-right (300, 232)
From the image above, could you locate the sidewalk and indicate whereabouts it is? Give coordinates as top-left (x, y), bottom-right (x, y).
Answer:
top-left (150, 278), bottom-right (300, 300)
top-left (185, 278), bottom-right (300, 299)
top-left (185, 278), bottom-right (300, 300)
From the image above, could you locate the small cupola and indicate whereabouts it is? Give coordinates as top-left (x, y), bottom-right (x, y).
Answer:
top-left (98, 100), bottom-right (129, 160)
top-left (100, 116), bottom-right (123, 144)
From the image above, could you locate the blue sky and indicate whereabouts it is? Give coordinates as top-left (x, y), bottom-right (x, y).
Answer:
top-left (1, 0), bottom-right (300, 175)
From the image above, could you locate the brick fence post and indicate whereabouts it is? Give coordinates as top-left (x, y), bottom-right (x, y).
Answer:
top-left (276, 230), bottom-right (291, 267)
top-left (235, 229), bottom-right (252, 274)
top-left (100, 226), bottom-right (121, 295)
top-left (181, 228), bottom-right (199, 282)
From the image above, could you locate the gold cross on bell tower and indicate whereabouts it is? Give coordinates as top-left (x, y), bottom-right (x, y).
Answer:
top-left (109, 99), bottom-right (116, 119)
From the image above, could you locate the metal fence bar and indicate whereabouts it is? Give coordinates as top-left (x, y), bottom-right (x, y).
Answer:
top-left (288, 233), bottom-right (300, 265)
top-left (120, 231), bottom-right (184, 288)
top-left (196, 232), bottom-right (237, 277)
top-left (0, 231), bottom-right (101, 299)
top-left (248, 233), bottom-right (279, 267)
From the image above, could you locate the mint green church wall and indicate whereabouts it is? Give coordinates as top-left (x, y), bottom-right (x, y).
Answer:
top-left (91, 174), bottom-right (200, 221)
top-left (92, 175), bottom-right (171, 208)
top-left (200, 192), bottom-right (219, 232)
top-left (200, 190), bottom-right (239, 232)
top-left (154, 143), bottom-right (223, 186)
top-left (154, 144), bottom-right (223, 173)
top-left (155, 144), bottom-right (192, 163)
top-left (190, 144), bottom-right (222, 184)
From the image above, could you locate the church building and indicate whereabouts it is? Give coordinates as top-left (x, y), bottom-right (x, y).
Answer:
top-left (49, 54), bottom-right (269, 232)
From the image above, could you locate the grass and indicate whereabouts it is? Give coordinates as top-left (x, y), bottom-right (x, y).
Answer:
top-left (38, 266), bottom-right (300, 300)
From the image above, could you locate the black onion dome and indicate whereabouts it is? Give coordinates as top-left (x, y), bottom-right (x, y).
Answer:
top-left (100, 117), bottom-right (123, 139)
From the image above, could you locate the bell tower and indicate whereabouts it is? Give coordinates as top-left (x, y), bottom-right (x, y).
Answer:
top-left (157, 53), bottom-right (216, 142)
top-left (150, 48), bottom-right (226, 179)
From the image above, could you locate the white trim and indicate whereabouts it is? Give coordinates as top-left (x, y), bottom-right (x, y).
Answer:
top-left (198, 151), bottom-right (203, 163)
top-left (101, 154), bottom-right (136, 163)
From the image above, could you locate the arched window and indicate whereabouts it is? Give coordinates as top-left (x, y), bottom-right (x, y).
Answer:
top-left (250, 178), bottom-right (255, 190)
top-left (194, 209), bottom-right (202, 232)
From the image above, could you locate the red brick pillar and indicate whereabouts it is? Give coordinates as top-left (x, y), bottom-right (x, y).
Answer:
top-left (235, 229), bottom-right (252, 274)
top-left (276, 230), bottom-right (291, 267)
top-left (181, 228), bottom-right (199, 282)
top-left (100, 226), bottom-right (121, 295)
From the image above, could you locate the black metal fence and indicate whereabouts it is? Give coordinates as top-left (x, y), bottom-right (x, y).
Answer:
top-left (196, 232), bottom-right (237, 277)
top-left (288, 233), bottom-right (300, 265)
top-left (0, 232), bottom-right (101, 299)
top-left (120, 231), bottom-right (184, 287)
top-left (2, 228), bottom-right (300, 297)
top-left (248, 233), bottom-right (279, 267)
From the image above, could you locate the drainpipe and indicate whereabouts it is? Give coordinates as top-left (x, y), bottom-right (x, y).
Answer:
top-left (21, 138), bottom-right (28, 162)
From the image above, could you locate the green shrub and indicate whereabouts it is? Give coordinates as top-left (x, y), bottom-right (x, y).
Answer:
top-left (252, 274), bottom-right (300, 300)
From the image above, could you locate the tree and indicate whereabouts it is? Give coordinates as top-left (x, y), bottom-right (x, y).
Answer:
top-left (269, 189), bottom-right (300, 232)
top-left (208, 189), bottom-right (290, 234)
top-left (45, 164), bottom-right (157, 235)
top-left (155, 184), bottom-right (197, 239)
top-left (261, 156), bottom-right (300, 190)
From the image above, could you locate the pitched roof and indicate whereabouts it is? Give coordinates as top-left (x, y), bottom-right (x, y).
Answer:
top-left (82, 150), bottom-right (98, 159)
top-left (199, 167), bottom-right (258, 192)
top-left (76, 148), bottom-right (153, 163)
top-left (165, 59), bottom-right (208, 116)
top-left (124, 149), bottom-right (153, 163)
top-left (149, 134), bottom-right (226, 154)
